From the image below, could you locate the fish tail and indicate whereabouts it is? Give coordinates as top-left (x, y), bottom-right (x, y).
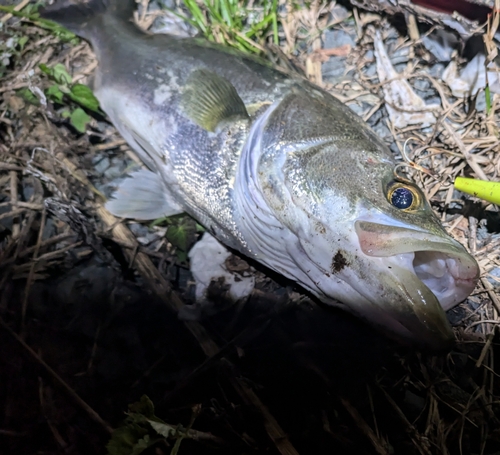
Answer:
top-left (40, 0), bottom-right (136, 40)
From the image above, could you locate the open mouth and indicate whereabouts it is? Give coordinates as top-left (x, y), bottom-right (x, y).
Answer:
top-left (355, 220), bottom-right (479, 311)
top-left (413, 250), bottom-right (478, 311)
top-left (353, 221), bottom-right (480, 349)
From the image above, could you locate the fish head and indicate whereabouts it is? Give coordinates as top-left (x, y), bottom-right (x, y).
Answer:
top-left (252, 87), bottom-right (479, 350)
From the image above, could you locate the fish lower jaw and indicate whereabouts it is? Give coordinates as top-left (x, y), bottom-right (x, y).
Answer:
top-left (325, 285), bottom-right (455, 351)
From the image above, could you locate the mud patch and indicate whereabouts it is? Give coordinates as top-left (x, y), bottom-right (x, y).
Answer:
top-left (331, 250), bottom-right (348, 273)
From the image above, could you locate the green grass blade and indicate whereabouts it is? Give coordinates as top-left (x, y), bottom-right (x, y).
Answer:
top-left (271, 0), bottom-right (279, 45)
top-left (485, 84), bottom-right (492, 115)
top-left (183, 0), bottom-right (207, 33)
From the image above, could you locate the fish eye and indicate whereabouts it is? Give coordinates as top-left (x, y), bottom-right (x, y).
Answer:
top-left (388, 183), bottom-right (420, 210)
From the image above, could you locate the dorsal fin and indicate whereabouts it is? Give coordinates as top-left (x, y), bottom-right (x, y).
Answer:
top-left (181, 69), bottom-right (249, 132)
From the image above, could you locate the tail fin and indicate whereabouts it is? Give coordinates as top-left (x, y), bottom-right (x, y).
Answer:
top-left (40, 0), bottom-right (136, 40)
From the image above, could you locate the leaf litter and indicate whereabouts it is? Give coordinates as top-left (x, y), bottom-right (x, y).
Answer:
top-left (0, 0), bottom-right (500, 454)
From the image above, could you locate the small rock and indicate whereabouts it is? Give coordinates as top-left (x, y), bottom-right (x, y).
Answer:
top-left (421, 28), bottom-right (458, 62)
top-left (94, 156), bottom-right (110, 174)
top-left (321, 29), bottom-right (356, 84)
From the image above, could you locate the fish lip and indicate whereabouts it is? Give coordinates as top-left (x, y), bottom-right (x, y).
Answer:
top-left (352, 220), bottom-right (479, 350)
top-left (355, 220), bottom-right (467, 257)
top-left (354, 220), bottom-right (480, 290)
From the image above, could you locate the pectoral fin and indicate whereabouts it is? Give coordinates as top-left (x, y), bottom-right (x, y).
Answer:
top-left (181, 69), bottom-right (249, 132)
top-left (105, 168), bottom-right (183, 220)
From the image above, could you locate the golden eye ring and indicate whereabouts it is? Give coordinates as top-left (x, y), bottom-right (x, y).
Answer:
top-left (388, 183), bottom-right (420, 211)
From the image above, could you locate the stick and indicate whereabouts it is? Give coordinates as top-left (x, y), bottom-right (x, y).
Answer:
top-left (97, 206), bottom-right (300, 455)
top-left (0, 316), bottom-right (114, 435)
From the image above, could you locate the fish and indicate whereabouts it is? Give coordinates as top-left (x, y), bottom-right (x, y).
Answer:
top-left (41, 0), bottom-right (479, 350)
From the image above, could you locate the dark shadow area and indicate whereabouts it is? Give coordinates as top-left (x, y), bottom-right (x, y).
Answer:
top-left (1, 255), bottom-right (497, 454)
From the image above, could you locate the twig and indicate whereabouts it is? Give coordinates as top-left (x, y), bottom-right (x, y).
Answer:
top-left (93, 139), bottom-right (127, 151)
top-left (406, 14), bottom-right (420, 41)
top-left (0, 429), bottom-right (28, 436)
top-left (0, 163), bottom-right (24, 171)
top-left (0, 232), bottom-right (75, 266)
top-left (31, 241), bottom-right (83, 263)
top-left (183, 426), bottom-right (227, 446)
top-left (39, 378), bottom-right (69, 450)
top-left (339, 396), bottom-right (391, 455)
top-left (99, 235), bottom-right (168, 260)
top-left (9, 171), bottom-right (20, 239)
top-left (97, 206), bottom-right (299, 455)
top-left (0, 316), bottom-right (113, 435)
top-left (377, 385), bottom-right (433, 455)
top-left (366, 384), bottom-right (380, 439)
top-left (0, 0), bottom-right (30, 23)
top-left (232, 378), bottom-right (299, 455)
top-left (467, 320), bottom-right (500, 329)
top-left (21, 207), bottom-right (46, 336)
top-left (0, 201), bottom-right (45, 210)
top-left (476, 333), bottom-right (495, 369)
top-left (469, 217), bottom-right (478, 255)
top-left (443, 122), bottom-right (489, 181)
top-left (480, 278), bottom-right (500, 314)
top-left (0, 208), bottom-right (26, 221)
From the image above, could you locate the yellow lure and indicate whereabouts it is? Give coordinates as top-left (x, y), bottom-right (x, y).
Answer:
top-left (454, 176), bottom-right (500, 205)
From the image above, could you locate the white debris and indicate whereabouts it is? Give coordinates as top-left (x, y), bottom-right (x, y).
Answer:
top-left (187, 232), bottom-right (255, 303)
top-left (373, 32), bottom-right (439, 128)
top-left (443, 54), bottom-right (500, 98)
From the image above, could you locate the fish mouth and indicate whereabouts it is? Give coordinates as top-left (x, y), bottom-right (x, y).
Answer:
top-left (354, 221), bottom-right (479, 350)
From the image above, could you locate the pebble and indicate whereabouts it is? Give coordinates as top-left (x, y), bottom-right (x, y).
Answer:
top-left (421, 28), bottom-right (458, 62)
top-left (93, 156), bottom-right (110, 174)
top-left (321, 29), bottom-right (356, 84)
top-left (103, 158), bottom-right (129, 180)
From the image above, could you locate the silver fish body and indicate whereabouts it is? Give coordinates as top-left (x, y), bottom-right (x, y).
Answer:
top-left (42, 0), bottom-right (479, 349)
